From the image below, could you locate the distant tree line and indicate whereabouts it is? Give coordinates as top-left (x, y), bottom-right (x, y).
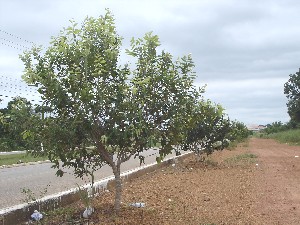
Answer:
top-left (0, 96), bottom-right (41, 151)
top-left (262, 121), bottom-right (296, 135)
top-left (261, 68), bottom-right (300, 135)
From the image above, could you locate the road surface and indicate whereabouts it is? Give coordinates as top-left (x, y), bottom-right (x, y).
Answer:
top-left (0, 148), bottom-right (177, 209)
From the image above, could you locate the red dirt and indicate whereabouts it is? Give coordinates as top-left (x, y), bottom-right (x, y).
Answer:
top-left (250, 138), bottom-right (300, 225)
top-left (42, 138), bottom-right (300, 225)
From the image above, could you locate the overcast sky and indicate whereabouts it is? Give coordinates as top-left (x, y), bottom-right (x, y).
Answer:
top-left (1, 0), bottom-right (299, 125)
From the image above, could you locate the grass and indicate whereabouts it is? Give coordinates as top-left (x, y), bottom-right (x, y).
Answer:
top-left (262, 129), bottom-right (300, 145)
top-left (42, 206), bottom-right (79, 224)
top-left (224, 153), bottom-right (257, 165)
top-left (0, 152), bottom-right (48, 166)
top-left (204, 158), bottom-right (219, 167)
top-left (227, 138), bottom-right (249, 151)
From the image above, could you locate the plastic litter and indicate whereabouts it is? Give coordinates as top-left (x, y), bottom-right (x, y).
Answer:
top-left (31, 210), bottom-right (43, 221)
top-left (129, 202), bottom-right (145, 208)
top-left (83, 207), bottom-right (94, 218)
top-left (295, 156), bottom-right (299, 158)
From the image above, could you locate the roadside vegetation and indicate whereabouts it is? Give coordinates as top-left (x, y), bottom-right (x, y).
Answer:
top-left (253, 68), bottom-right (300, 146)
top-left (17, 9), bottom-right (250, 216)
top-left (261, 128), bottom-right (300, 145)
top-left (0, 96), bottom-right (39, 152)
top-left (1, 9), bottom-right (249, 222)
top-left (0, 7), bottom-right (299, 225)
top-left (0, 152), bottom-right (48, 166)
top-left (255, 120), bottom-right (300, 146)
top-left (224, 152), bottom-right (257, 166)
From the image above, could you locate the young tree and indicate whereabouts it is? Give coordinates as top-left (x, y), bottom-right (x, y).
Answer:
top-left (182, 99), bottom-right (250, 161)
top-left (182, 100), bottom-right (230, 160)
top-left (127, 33), bottom-right (203, 161)
top-left (20, 10), bottom-right (201, 212)
top-left (284, 69), bottom-right (300, 123)
top-left (228, 120), bottom-right (250, 142)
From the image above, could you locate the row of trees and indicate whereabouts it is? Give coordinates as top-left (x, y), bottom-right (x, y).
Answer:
top-left (14, 10), bottom-right (250, 212)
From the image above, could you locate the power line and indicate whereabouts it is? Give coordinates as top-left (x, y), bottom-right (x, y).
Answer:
top-left (0, 75), bottom-right (42, 104)
top-left (0, 29), bottom-right (35, 45)
top-left (0, 41), bottom-right (25, 51)
top-left (0, 29), bottom-right (36, 51)
top-left (0, 37), bottom-right (30, 50)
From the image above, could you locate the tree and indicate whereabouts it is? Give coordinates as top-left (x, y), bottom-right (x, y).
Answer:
top-left (127, 33), bottom-right (203, 162)
top-left (20, 10), bottom-right (201, 213)
top-left (182, 100), bottom-right (230, 160)
top-left (0, 96), bottom-right (38, 151)
top-left (228, 120), bottom-right (250, 141)
top-left (263, 121), bottom-right (288, 134)
top-left (181, 98), bottom-right (251, 161)
top-left (284, 69), bottom-right (300, 123)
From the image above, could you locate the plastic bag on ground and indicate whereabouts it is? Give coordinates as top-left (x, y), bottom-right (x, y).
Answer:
top-left (31, 210), bottom-right (43, 221)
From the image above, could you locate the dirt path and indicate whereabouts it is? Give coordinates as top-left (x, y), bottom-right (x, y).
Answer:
top-left (37, 138), bottom-right (300, 225)
top-left (249, 138), bottom-right (300, 225)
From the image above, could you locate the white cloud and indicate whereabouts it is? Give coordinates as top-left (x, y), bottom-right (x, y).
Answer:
top-left (197, 78), bottom-right (289, 124)
top-left (0, 0), bottom-right (298, 125)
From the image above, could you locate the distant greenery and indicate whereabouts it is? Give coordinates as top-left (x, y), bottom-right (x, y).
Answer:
top-left (263, 129), bottom-right (300, 145)
top-left (0, 152), bottom-right (48, 166)
top-left (257, 120), bottom-right (300, 145)
top-left (261, 121), bottom-right (293, 135)
top-left (227, 138), bottom-right (249, 150)
top-left (258, 68), bottom-right (300, 145)
top-left (284, 69), bottom-right (300, 124)
top-left (0, 96), bottom-right (41, 152)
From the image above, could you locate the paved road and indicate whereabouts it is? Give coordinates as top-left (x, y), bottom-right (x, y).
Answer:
top-left (0, 148), bottom-right (177, 209)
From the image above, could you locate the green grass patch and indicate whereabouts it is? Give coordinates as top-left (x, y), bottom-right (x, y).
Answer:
top-left (224, 153), bottom-right (257, 165)
top-left (227, 138), bottom-right (249, 150)
top-left (204, 158), bottom-right (219, 167)
top-left (263, 129), bottom-right (300, 145)
top-left (42, 206), bottom-right (79, 224)
top-left (0, 152), bottom-right (48, 166)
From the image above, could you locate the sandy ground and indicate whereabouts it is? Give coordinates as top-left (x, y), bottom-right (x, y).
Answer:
top-left (35, 138), bottom-right (300, 225)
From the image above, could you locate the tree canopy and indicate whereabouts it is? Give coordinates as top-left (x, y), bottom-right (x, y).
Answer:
top-left (20, 9), bottom-right (249, 213)
top-left (0, 96), bottom-right (38, 151)
top-left (20, 9), bottom-right (205, 212)
top-left (284, 69), bottom-right (300, 124)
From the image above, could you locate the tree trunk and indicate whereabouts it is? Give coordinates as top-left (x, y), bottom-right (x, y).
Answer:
top-left (113, 164), bottom-right (122, 214)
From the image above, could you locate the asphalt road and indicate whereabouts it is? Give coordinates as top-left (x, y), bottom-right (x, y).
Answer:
top-left (0, 148), bottom-right (177, 209)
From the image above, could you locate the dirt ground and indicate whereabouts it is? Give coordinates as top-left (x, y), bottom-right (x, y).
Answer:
top-left (43, 138), bottom-right (300, 225)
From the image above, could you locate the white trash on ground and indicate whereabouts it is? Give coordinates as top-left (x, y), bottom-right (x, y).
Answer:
top-left (82, 207), bottom-right (94, 218)
top-left (31, 210), bottom-right (43, 221)
top-left (129, 202), bottom-right (145, 208)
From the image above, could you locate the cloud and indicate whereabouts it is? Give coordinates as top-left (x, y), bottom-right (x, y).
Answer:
top-left (197, 77), bottom-right (290, 124)
top-left (0, 0), bottom-right (298, 124)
